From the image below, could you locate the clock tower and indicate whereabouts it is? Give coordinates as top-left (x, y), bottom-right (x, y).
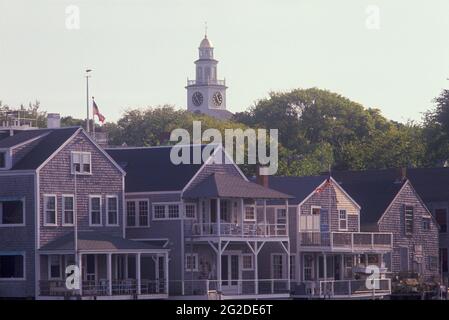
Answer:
top-left (186, 33), bottom-right (232, 120)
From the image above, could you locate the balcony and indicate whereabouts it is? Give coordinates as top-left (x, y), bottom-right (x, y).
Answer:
top-left (187, 79), bottom-right (226, 86)
top-left (298, 232), bottom-right (393, 252)
top-left (188, 222), bottom-right (288, 238)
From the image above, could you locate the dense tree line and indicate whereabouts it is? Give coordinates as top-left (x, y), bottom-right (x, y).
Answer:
top-left (4, 86), bottom-right (449, 176)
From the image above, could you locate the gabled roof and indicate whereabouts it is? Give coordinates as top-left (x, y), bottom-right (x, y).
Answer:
top-left (406, 167), bottom-right (449, 203)
top-left (0, 128), bottom-right (51, 148)
top-left (12, 127), bottom-right (80, 170)
top-left (332, 170), bottom-right (406, 227)
top-left (258, 176), bottom-right (326, 205)
top-left (39, 232), bottom-right (167, 252)
top-left (106, 145), bottom-right (215, 193)
top-left (184, 173), bottom-right (292, 199)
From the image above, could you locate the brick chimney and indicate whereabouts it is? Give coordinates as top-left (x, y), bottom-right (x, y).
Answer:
top-left (47, 113), bottom-right (61, 128)
top-left (396, 167), bottom-right (407, 183)
top-left (256, 166), bottom-right (270, 188)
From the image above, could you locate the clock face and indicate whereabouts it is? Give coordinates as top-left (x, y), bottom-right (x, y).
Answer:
top-left (212, 92), bottom-right (223, 107)
top-left (192, 92), bottom-right (203, 107)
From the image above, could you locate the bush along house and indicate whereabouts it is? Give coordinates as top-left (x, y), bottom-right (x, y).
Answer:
top-left (0, 122), bottom-right (169, 299)
top-left (261, 175), bottom-right (394, 299)
top-left (332, 169), bottom-right (440, 292)
top-left (106, 145), bottom-right (293, 299)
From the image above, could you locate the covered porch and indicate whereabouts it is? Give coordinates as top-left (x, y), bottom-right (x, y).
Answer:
top-left (37, 232), bottom-right (169, 300)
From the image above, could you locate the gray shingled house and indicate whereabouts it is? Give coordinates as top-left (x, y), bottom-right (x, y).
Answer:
top-left (106, 145), bottom-right (293, 299)
top-left (258, 175), bottom-right (394, 299)
top-left (0, 127), bottom-right (169, 299)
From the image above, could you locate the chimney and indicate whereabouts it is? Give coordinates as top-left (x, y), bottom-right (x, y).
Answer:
top-left (47, 113), bottom-right (61, 128)
top-left (256, 166), bottom-right (270, 188)
top-left (396, 167), bottom-right (407, 183)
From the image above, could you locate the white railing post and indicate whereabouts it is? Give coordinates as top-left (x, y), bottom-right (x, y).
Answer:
top-left (330, 232), bottom-right (333, 249)
top-left (348, 280), bottom-right (352, 298)
top-left (351, 233), bottom-right (354, 251)
top-left (371, 233), bottom-right (374, 249)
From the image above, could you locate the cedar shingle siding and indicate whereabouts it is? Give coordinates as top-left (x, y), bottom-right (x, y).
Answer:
top-left (378, 182), bottom-right (439, 281)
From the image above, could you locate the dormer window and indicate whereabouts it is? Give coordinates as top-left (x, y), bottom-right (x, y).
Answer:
top-left (0, 152), bottom-right (5, 169)
top-left (71, 151), bottom-right (91, 174)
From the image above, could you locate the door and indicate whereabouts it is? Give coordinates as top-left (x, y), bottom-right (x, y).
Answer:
top-left (221, 254), bottom-right (241, 294)
top-left (155, 256), bottom-right (165, 293)
top-left (83, 255), bottom-right (96, 282)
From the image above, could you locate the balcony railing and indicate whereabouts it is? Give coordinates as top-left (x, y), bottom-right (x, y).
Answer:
top-left (187, 79), bottom-right (226, 86)
top-left (294, 279), bottom-right (391, 298)
top-left (298, 232), bottom-right (393, 251)
top-left (189, 223), bottom-right (288, 238)
top-left (39, 279), bottom-right (167, 297)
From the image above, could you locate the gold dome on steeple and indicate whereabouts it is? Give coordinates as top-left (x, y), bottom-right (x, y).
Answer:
top-left (199, 35), bottom-right (213, 48)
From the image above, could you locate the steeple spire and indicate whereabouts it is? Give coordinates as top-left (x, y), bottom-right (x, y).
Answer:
top-left (204, 21), bottom-right (208, 38)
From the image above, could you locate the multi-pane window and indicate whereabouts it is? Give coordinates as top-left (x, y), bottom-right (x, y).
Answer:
top-left (62, 196), bottom-right (74, 225)
top-left (107, 196), bottom-right (118, 226)
top-left (185, 254), bottom-right (198, 272)
top-left (49, 255), bottom-right (62, 279)
top-left (139, 201), bottom-right (149, 226)
top-left (89, 196), bottom-right (102, 226)
top-left (422, 217), bottom-right (431, 231)
top-left (339, 209), bottom-right (348, 231)
top-left (404, 205), bottom-right (414, 235)
top-left (303, 255), bottom-right (313, 281)
top-left (242, 255), bottom-right (254, 270)
top-left (185, 204), bottom-right (196, 219)
top-left (126, 201), bottom-right (136, 226)
top-left (427, 256), bottom-right (438, 271)
top-left (272, 254), bottom-right (284, 279)
top-left (0, 254), bottom-right (24, 279)
top-left (153, 205), bottom-right (166, 220)
top-left (0, 200), bottom-right (24, 225)
top-left (168, 204), bottom-right (179, 219)
top-left (436, 209), bottom-right (447, 233)
top-left (71, 152), bottom-right (91, 174)
top-left (311, 207), bottom-right (321, 215)
top-left (44, 195), bottom-right (57, 226)
top-left (152, 203), bottom-right (182, 220)
top-left (244, 206), bottom-right (255, 221)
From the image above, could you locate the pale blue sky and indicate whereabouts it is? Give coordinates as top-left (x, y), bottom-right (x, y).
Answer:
top-left (1, 0), bottom-right (448, 123)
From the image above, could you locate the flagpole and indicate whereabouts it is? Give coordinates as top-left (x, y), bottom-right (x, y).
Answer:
top-left (92, 97), bottom-right (96, 138)
top-left (85, 69), bottom-right (92, 133)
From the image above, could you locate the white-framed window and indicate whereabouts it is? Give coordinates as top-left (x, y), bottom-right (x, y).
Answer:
top-left (168, 204), bottom-right (180, 219)
top-left (185, 203), bottom-right (197, 219)
top-left (303, 254), bottom-right (313, 281)
top-left (0, 198), bottom-right (25, 226)
top-left (404, 205), bottom-right (414, 235)
top-left (185, 254), bottom-right (198, 272)
top-left (339, 209), bottom-right (348, 231)
top-left (71, 151), bottom-right (92, 174)
top-left (271, 254), bottom-right (285, 279)
top-left (242, 254), bottom-right (254, 271)
top-left (89, 196), bottom-right (102, 226)
top-left (43, 195), bottom-right (57, 226)
top-left (62, 195), bottom-right (74, 226)
top-left (126, 200), bottom-right (149, 227)
top-left (244, 206), bottom-right (256, 221)
top-left (311, 206), bottom-right (321, 215)
top-left (152, 203), bottom-right (182, 220)
top-left (0, 253), bottom-right (25, 280)
top-left (48, 255), bottom-right (62, 279)
top-left (106, 196), bottom-right (119, 226)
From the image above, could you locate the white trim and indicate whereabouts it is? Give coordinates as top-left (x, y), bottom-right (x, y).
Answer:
top-left (0, 197), bottom-right (26, 227)
top-left (106, 195), bottom-right (119, 226)
top-left (47, 254), bottom-right (63, 280)
top-left (0, 251), bottom-right (26, 281)
top-left (270, 253), bottom-right (287, 280)
top-left (329, 177), bottom-right (361, 210)
top-left (184, 202), bottom-right (197, 219)
top-left (62, 194), bottom-right (75, 226)
top-left (310, 205), bottom-right (321, 215)
top-left (243, 205), bottom-right (256, 222)
top-left (338, 209), bottom-right (348, 231)
top-left (185, 253), bottom-right (199, 272)
top-left (0, 148), bottom-right (10, 170)
top-left (242, 253), bottom-right (254, 271)
top-left (89, 195), bottom-right (102, 226)
top-left (126, 199), bottom-right (150, 227)
top-left (126, 191), bottom-right (182, 196)
top-left (70, 151), bottom-right (92, 175)
top-left (0, 170), bottom-right (36, 176)
top-left (122, 176), bottom-right (126, 238)
top-left (43, 194), bottom-right (57, 226)
top-left (152, 202), bottom-right (182, 221)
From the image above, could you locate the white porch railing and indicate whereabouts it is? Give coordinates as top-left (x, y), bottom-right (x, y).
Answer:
top-left (318, 279), bottom-right (391, 298)
top-left (298, 232), bottom-right (393, 251)
top-left (189, 223), bottom-right (288, 237)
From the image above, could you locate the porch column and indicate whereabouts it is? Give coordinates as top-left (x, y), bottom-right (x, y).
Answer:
top-left (287, 241), bottom-right (291, 292)
top-left (107, 253), bottom-right (112, 296)
top-left (78, 253), bottom-right (83, 296)
top-left (240, 198), bottom-right (244, 237)
top-left (254, 242), bottom-right (259, 295)
top-left (323, 253), bottom-right (327, 281)
top-left (165, 253), bottom-right (169, 295)
top-left (217, 199), bottom-right (221, 236)
top-left (217, 240), bottom-right (222, 292)
top-left (263, 200), bottom-right (267, 235)
top-left (136, 253), bottom-right (141, 295)
top-left (340, 254), bottom-right (344, 280)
